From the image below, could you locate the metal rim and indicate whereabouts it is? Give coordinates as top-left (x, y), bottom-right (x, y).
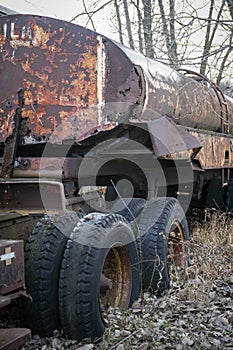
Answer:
top-left (99, 244), bottom-right (132, 322)
top-left (167, 220), bottom-right (186, 269)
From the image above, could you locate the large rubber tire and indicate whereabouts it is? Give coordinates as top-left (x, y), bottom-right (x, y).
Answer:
top-left (138, 197), bottom-right (190, 296)
top-left (206, 176), bottom-right (226, 211)
top-left (111, 197), bottom-right (146, 222)
top-left (105, 186), bottom-right (117, 203)
top-left (225, 180), bottom-right (233, 212)
top-left (23, 211), bottom-right (83, 337)
top-left (105, 183), bottom-right (137, 209)
top-left (59, 213), bottom-right (140, 341)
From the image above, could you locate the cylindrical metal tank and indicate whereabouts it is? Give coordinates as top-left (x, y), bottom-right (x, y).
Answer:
top-left (110, 42), bottom-right (233, 133)
top-left (0, 14), bottom-right (232, 146)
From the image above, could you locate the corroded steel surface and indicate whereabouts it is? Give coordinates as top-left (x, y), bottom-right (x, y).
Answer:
top-left (0, 213), bottom-right (39, 240)
top-left (0, 15), bottom-right (101, 143)
top-left (0, 179), bottom-right (66, 212)
top-left (0, 14), bottom-right (142, 145)
top-left (0, 240), bottom-right (25, 295)
top-left (147, 117), bottom-right (202, 157)
top-left (191, 129), bottom-right (233, 169)
top-left (1, 89), bottom-right (24, 178)
top-left (113, 42), bottom-right (233, 133)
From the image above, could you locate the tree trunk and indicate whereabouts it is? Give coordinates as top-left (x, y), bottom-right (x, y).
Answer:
top-left (123, 0), bottom-right (135, 49)
top-left (136, 0), bottom-right (144, 54)
top-left (226, 0), bottom-right (233, 19)
top-left (142, 0), bottom-right (154, 58)
top-left (114, 0), bottom-right (124, 45)
top-left (169, 0), bottom-right (178, 67)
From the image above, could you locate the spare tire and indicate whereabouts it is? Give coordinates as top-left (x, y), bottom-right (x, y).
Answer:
top-left (59, 213), bottom-right (140, 341)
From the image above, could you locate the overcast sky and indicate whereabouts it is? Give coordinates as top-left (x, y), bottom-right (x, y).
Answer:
top-left (1, 0), bottom-right (79, 18)
top-left (0, 0), bottom-right (113, 37)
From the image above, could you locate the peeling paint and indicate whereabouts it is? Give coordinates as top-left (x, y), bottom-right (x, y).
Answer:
top-left (190, 129), bottom-right (233, 168)
top-left (0, 15), bottom-right (101, 143)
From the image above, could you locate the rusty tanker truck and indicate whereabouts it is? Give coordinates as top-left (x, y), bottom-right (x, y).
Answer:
top-left (1, 12), bottom-right (233, 346)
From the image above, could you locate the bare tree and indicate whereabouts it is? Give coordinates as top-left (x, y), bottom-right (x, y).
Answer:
top-left (71, 0), bottom-right (233, 85)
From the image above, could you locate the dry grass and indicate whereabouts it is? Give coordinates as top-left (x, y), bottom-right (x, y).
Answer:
top-left (175, 210), bottom-right (233, 301)
top-left (192, 211), bottom-right (232, 275)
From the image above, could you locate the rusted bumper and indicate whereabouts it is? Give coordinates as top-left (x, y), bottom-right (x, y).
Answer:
top-left (0, 179), bottom-right (66, 213)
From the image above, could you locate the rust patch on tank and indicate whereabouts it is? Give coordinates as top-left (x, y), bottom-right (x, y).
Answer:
top-left (0, 15), bottom-right (100, 143)
top-left (190, 129), bottom-right (233, 169)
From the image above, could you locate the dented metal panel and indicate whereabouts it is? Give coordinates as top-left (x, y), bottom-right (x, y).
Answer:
top-left (190, 129), bottom-right (233, 169)
top-left (147, 117), bottom-right (202, 157)
top-left (0, 15), bottom-right (145, 146)
top-left (0, 15), bottom-right (101, 143)
top-left (112, 42), bottom-right (233, 133)
top-left (0, 179), bottom-right (66, 212)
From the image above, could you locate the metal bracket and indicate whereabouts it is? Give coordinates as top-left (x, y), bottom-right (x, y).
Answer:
top-left (1, 89), bottom-right (24, 178)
